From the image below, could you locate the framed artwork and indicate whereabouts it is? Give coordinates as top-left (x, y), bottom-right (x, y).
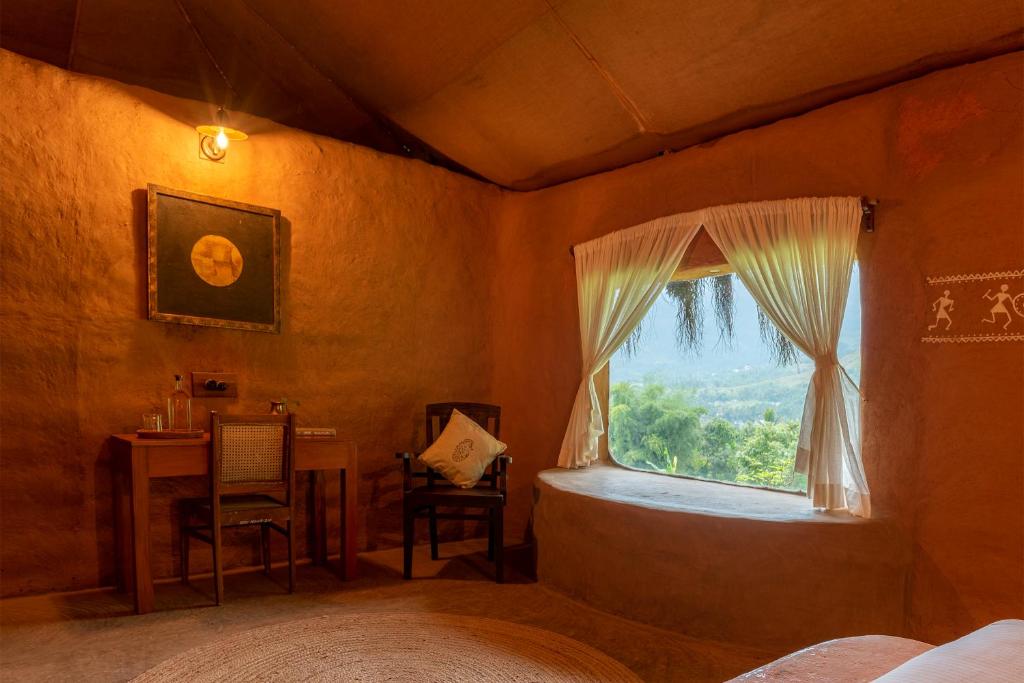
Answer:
top-left (147, 184), bottom-right (281, 333)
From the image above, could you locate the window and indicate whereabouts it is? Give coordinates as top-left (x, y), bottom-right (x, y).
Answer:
top-left (608, 265), bottom-right (861, 492)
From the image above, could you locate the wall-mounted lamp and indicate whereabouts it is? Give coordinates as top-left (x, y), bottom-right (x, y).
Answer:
top-left (196, 107), bottom-right (247, 162)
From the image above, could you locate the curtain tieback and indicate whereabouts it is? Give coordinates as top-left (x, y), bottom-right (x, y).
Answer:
top-left (813, 354), bottom-right (839, 370)
top-left (813, 354), bottom-right (861, 393)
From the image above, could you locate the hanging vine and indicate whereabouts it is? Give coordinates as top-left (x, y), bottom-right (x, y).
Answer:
top-left (709, 275), bottom-right (735, 344)
top-left (665, 278), bottom-right (705, 351)
top-left (622, 319), bottom-right (644, 357)
top-left (627, 274), bottom-right (798, 366)
top-left (756, 308), bottom-right (800, 366)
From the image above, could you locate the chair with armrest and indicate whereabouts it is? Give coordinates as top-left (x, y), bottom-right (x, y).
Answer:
top-left (396, 402), bottom-right (511, 583)
top-left (180, 411), bottom-right (297, 604)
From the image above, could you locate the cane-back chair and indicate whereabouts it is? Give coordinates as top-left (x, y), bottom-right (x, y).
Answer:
top-left (180, 411), bottom-right (297, 604)
top-left (396, 402), bottom-right (510, 582)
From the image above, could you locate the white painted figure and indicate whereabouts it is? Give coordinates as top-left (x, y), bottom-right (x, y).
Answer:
top-left (928, 290), bottom-right (955, 331)
top-left (982, 284), bottom-right (1016, 330)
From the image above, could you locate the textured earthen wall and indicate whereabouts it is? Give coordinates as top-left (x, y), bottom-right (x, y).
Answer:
top-left (533, 470), bottom-right (910, 650)
top-left (0, 50), bottom-right (504, 595)
top-left (492, 53), bottom-right (1024, 643)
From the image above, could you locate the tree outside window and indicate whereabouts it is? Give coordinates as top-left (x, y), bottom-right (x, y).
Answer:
top-left (609, 267), bottom-right (860, 493)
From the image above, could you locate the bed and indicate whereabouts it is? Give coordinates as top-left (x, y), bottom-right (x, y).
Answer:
top-left (730, 620), bottom-right (1023, 682)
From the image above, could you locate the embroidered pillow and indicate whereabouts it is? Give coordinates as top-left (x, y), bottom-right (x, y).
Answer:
top-left (418, 409), bottom-right (507, 488)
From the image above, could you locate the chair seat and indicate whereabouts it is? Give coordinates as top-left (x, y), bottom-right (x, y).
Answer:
top-left (182, 494), bottom-right (289, 527)
top-left (406, 485), bottom-right (505, 508)
top-left (182, 494), bottom-right (287, 511)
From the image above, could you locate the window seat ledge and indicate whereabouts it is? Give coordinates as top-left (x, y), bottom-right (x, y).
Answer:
top-left (537, 464), bottom-right (865, 523)
top-left (533, 464), bottom-right (909, 651)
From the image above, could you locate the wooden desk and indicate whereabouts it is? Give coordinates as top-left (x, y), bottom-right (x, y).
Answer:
top-left (111, 434), bottom-right (358, 614)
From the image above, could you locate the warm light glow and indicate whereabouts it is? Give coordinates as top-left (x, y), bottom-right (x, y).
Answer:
top-left (195, 124), bottom-right (248, 142)
top-left (196, 116), bottom-right (248, 161)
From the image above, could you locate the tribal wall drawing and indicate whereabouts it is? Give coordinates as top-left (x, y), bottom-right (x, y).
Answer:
top-left (922, 269), bottom-right (1024, 343)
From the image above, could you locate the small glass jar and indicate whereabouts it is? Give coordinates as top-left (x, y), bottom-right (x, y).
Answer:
top-left (142, 413), bottom-right (163, 431)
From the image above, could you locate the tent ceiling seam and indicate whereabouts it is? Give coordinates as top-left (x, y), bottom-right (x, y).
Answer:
top-left (236, 0), bottom-right (368, 116)
top-left (173, 0), bottom-right (240, 102)
top-left (545, 0), bottom-right (651, 135)
top-left (236, 0), bottom-right (479, 177)
top-left (187, 3), bottom-right (350, 133)
top-left (374, 10), bottom-right (552, 116)
top-left (67, 0), bottom-right (82, 70)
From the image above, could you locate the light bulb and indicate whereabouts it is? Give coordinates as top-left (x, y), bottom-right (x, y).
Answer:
top-left (216, 129), bottom-right (229, 149)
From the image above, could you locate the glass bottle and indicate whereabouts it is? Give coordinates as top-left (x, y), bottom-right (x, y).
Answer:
top-left (167, 374), bottom-right (192, 431)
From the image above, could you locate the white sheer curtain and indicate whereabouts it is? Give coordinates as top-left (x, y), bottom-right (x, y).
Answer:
top-left (703, 197), bottom-right (870, 517)
top-left (557, 212), bottom-right (703, 468)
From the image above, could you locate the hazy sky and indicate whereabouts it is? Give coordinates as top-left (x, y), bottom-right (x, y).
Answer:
top-left (611, 265), bottom-right (861, 383)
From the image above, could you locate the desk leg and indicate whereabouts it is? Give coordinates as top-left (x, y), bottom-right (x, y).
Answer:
top-left (311, 472), bottom-right (328, 566)
top-left (114, 452), bottom-right (132, 593)
top-left (340, 466), bottom-right (358, 579)
top-left (130, 450), bottom-right (154, 614)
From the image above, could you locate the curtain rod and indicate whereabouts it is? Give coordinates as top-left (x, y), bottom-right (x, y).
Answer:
top-left (569, 197), bottom-right (878, 256)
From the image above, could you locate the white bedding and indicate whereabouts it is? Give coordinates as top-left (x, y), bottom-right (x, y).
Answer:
top-left (873, 619), bottom-right (1024, 682)
top-left (728, 635), bottom-right (933, 682)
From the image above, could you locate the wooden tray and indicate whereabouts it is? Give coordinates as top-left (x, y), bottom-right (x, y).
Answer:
top-left (136, 429), bottom-right (204, 439)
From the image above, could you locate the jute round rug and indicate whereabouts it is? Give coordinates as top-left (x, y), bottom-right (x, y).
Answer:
top-left (132, 612), bottom-right (641, 682)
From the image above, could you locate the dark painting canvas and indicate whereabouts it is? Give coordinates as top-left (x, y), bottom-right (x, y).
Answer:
top-left (148, 185), bottom-right (280, 333)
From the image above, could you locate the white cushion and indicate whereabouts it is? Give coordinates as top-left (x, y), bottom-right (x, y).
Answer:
top-left (873, 620), bottom-right (1024, 682)
top-left (418, 409), bottom-right (507, 488)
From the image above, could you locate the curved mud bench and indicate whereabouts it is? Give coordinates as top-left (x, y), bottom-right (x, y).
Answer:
top-left (533, 465), bottom-right (909, 651)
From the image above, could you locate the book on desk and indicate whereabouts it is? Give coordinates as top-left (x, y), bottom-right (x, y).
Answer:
top-left (297, 427), bottom-right (337, 439)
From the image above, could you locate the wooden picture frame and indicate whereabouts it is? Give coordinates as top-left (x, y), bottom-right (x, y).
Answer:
top-left (147, 185), bottom-right (281, 333)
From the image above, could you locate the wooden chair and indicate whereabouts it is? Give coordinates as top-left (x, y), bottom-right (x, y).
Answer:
top-left (180, 411), bottom-right (297, 604)
top-left (396, 403), bottom-right (510, 583)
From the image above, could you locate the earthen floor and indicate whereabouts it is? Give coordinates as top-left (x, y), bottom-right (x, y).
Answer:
top-left (0, 540), bottom-right (777, 682)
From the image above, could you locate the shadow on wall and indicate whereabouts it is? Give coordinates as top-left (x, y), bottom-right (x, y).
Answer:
top-left (906, 546), bottom-right (977, 642)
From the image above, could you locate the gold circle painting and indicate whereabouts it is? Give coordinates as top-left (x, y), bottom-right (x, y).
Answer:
top-left (190, 235), bottom-right (243, 287)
